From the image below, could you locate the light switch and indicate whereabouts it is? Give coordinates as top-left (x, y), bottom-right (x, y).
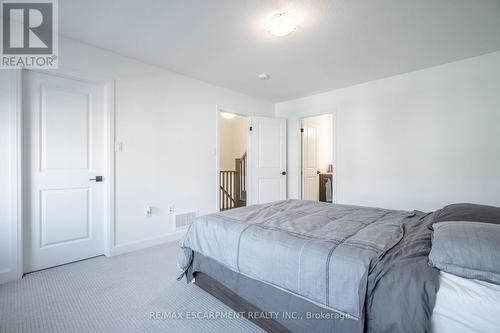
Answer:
top-left (115, 142), bottom-right (123, 152)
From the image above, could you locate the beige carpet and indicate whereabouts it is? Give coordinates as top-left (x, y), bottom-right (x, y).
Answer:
top-left (0, 241), bottom-right (264, 333)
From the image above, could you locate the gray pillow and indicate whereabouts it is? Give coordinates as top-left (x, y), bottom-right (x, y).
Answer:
top-left (432, 203), bottom-right (500, 225)
top-left (429, 221), bottom-right (500, 285)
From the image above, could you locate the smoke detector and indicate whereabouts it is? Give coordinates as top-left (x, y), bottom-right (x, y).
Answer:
top-left (258, 73), bottom-right (271, 80)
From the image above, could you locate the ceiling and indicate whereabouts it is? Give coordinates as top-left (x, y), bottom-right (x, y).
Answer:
top-left (59, 0), bottom-right (500, 102)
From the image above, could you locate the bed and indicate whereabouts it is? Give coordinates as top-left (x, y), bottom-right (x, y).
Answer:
top-left (431, 271), bottom-right (500, 332)
top-left (177, 200), bottom-right (500, 333)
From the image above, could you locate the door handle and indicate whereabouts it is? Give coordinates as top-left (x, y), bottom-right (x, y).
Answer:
top-left (89, 176), bottom-right (103, 182)
top-left (281, 171), bottom-right (287, 175)
top-left (316, 170), bottom-right (321, 175)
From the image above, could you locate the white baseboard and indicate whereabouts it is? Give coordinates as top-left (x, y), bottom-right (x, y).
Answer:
top-left (109, 230), bottom-right (186, 257)
top-left (0, 268), bottom-right (19, 285)
top-left (1, 231), bottom-right (185, 284)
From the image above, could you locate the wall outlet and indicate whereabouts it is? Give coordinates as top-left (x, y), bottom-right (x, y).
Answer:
top-left (169, 205), bottom-right (175, 214)
top-left (145, 206), bottom-right (153, 217)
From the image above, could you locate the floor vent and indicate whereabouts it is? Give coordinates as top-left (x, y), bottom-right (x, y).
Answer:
top-left (174, 211), bottom-right (197, 230)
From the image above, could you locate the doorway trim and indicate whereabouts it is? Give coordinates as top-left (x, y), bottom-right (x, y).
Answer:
top-left (215, 105), bottom-right (251, 212)
top-left (19, 69), bottom-right (116, 276)
top-left (299, 111), bottom-right (338, 203)
top-left (11, 70), bottom-right (23, 282)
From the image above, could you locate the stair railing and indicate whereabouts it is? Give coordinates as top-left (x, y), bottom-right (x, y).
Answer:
top-left (220, 170), bottom-right (237, 211)
top-left (220, 152), bottom-right (247, 211)
top-left (235, 152), bottom-right (246, 203)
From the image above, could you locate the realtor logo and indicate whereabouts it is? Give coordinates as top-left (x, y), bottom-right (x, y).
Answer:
top-left (1, 0), bottom-right (58, 68)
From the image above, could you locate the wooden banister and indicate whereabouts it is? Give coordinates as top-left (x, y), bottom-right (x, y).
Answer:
top-left (220, 170), bottom-right (236, 211)
top-left (239, 153), bottom-right (246, 202)
top-left (220, 152), bottom-right (247, 211)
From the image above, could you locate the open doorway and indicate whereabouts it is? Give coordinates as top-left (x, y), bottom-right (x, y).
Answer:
top-left (218, 111), bottom-right (247, 211)
top-left (301, 114), bottom-right (334, 203)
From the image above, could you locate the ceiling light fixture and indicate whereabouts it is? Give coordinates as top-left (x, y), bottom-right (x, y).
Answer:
top-left (220, 112), bottom-right (236, 119)
top-left (266, 12), bottom-right (299, 36)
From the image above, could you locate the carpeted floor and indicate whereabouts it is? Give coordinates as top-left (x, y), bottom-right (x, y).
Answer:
top-left (0, 241), bottom-right (265, 333)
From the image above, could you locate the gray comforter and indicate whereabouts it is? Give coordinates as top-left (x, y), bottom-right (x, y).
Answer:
top-left (365, 210), bottom-right (439, 332)
top-left (177, 199), bottom-right (438, 330)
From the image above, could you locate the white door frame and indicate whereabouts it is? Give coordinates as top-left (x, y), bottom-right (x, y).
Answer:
top-left (214, 106), bottom-right (251, 211)
top-left (299, 112), bottom-right (337, 202)
top-left (9, 70), bottom-right (23, 282)
top-left (19, 69), bottom-right (116, 275)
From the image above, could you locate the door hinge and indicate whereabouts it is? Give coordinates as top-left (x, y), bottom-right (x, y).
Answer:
top-left (249, 126), bottom-right (253, 131)
top-left (300, 128), bottom-right (304, 133)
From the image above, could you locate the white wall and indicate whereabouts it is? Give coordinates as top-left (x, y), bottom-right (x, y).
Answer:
top-left (60, 38), bottom-right (274, 250)
top-left (277, 51), bottom-right (500, 212)
top-left (0, 37), bottom-right (273, 283)
top-left (0, 71), bottom-right (21, 284)
top-left (0, 74), bottom-right (12, 280)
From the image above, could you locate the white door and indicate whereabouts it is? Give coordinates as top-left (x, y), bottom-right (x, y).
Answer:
top-left (248, 116), bottom-right (287, 204)
top-left (302, 124), bottom-right (320, 201)
top-left (24, 71), bottom-right (106, 272)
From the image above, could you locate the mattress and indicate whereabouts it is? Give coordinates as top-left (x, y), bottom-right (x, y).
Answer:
top-left (190, 251), bottom-right (362, 333)
top-left (179, 200), bottom-right (440, 333)
top-left (431, 271), bottom-right (500, 333)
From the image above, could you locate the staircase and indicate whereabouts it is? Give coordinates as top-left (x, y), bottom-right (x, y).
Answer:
top-left (220, 153), bottom-right (246, 211)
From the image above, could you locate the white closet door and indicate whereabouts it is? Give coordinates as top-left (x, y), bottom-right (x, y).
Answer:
top-left (24, 71), bottom-right (106, 272)
top-left (248, 116), bottom-right (287, 205)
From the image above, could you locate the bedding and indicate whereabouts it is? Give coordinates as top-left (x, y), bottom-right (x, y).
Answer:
top-left (178, 200), bottom-right (409, 318)
top-left (432, 203), bottom-right (500, 224)
top-left (365, 209), bottom-right (439, 332)
top-left (429, 221), bottom-right (500, 285)
top-left (178, 199), bottom-right (439, 332)
top-left (431, 271), bottom-right (500, 333)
